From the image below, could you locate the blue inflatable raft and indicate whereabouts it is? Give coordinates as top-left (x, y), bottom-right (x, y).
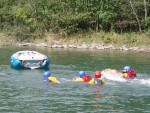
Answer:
top-left (10, 50), bottom-right (50, 69)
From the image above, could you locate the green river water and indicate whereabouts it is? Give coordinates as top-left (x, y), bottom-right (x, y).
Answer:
top-left (0, 46), bottom-right (150, 113)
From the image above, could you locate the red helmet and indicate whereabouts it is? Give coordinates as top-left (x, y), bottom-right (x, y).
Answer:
top-left (94, 71), bottom-right (101, 78)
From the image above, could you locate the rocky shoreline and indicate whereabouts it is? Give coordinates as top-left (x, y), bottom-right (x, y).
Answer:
top-left (0, 32), bottom-right (150, 53)
top-left (8, 42), bottom-right (150, 53)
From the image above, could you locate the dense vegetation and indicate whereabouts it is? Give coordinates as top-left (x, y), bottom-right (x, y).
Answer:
top-left (0, 0), bottom-right (150, 39)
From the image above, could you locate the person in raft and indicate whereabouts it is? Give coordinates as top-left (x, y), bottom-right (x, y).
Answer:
top-left (122, 66), bottom-right (137, 79)
top-left (74, 70), bottom-right (92, 82)
top-left (43, 71), bottom-right (60, 83)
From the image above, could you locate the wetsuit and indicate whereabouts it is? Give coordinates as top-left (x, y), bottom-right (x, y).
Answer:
top-left (94, 78), bottom-right (105, 85)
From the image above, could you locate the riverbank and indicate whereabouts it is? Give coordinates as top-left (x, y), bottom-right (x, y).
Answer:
top-left (0, 32), bottom-right (150, 53)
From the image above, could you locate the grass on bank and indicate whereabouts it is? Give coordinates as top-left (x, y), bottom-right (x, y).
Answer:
top-left (0, 31), bottom-right (150, 48)
top-left (35, 31), bottom-right (150, 48)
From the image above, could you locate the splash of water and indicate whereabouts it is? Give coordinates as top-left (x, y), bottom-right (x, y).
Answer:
top-left (131, 78), bottom-right (150, 86)
top-left (102, 69), bottom-right (127, 82)
top-left (102, 69), bottom-right (150, 86)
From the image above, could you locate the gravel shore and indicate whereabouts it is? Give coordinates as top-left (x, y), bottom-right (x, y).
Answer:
top-left (3, 42), bottom-right (149, 53)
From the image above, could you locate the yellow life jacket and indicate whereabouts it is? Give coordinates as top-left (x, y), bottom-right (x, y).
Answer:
top-left (88, 78), bottom-right (106, 85)
top-left (88, 78), bottom-right (95, 84)
top-left (74, 77), bottom-right (84, 82)
top-left (122, 73), bottom-right (128, 78)
top-left (101, 78), bottom-right (106, 84)
top-left (48, 76), bottom-right (60, 83)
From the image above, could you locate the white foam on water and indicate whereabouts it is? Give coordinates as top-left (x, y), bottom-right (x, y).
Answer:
top-left (134, 78), bottom-right (150, 86)
top-left (103, 73), bottom-right (127, 82)
top-left (102, 70), bottom-right (150, 86)
top-left (140, 79), bottom-right (150, 84)
top-left (60, 78), bottom-right (72, 82)
top-left (102, 70), bottom-right (127, 82)
top-left (0, 72), bottom-right (7, 76)
top-left (129, 73), bottom-right (150, 86)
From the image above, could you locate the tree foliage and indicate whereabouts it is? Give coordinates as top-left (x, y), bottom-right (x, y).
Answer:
top-left (0, 0), bottom-right (150, 36)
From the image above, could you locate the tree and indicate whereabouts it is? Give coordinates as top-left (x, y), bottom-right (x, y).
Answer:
top-left (143, 0), bottom-right (147, 21)
top-left (129, 0), bottom-right (142, 33)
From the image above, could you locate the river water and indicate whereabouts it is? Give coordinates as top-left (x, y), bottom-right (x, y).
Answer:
top-left (0, 46), bottom-right (150, 113)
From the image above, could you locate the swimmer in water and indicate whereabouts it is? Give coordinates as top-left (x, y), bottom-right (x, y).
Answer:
top-left (74, 70), bottom-right (92, 82)
top-left (43, 71), bottom-right (60, 83)
top-left (89, 71), bottom-right (106, 85)
top-left (122, 66), bottom-right (136, 79)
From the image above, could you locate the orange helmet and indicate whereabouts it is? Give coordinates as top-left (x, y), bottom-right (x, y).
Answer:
top-left (94, 71), bottom-right (101, 78)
